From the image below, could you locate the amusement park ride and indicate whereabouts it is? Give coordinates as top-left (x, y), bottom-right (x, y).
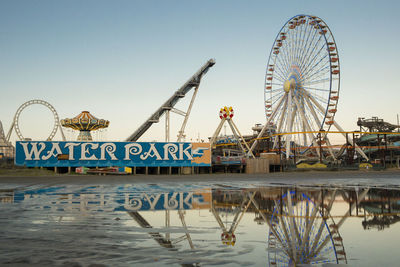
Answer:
top-left (126, 59), bottom-right (215, 142)
top-left (249, 14), bottom-right (369, 162)
top-left (210, 106), bottom-right (254, 158)
top-left (61, 111), bottom-right (109, 141)
top-left (6, 99), bottom-right (66, 142)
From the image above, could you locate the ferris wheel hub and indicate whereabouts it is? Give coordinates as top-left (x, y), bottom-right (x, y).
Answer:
top-left (284, 77), bottom-right (296, 92)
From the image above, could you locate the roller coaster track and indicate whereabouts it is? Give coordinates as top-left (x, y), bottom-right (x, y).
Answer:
top-left (126, 59), bottom-right (215, 142)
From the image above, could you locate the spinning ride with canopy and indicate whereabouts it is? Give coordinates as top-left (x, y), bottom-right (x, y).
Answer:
top-left (61, 111), bottom-right (109, 141)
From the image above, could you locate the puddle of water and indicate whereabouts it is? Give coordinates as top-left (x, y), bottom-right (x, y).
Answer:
top-left (1, 182), bottom-right (400, 266)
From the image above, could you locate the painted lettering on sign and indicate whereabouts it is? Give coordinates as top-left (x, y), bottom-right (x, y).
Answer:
top-left (15, 141), bottom-right (211, 167)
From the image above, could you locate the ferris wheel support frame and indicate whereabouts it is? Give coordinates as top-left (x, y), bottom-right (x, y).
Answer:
top-left (6, 99), bottom-right (66, 142)
top-left (306, 90), bottom-right (368, 160)
top-left (210, 108), bottom-right (255, 158)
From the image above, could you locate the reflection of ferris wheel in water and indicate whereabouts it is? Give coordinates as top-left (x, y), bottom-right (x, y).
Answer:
top-left (264, 15), bottom-right (341, 158)
top-left (268, 190), bottom-right (347, 266)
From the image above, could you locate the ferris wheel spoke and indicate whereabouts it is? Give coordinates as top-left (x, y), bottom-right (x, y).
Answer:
top-left (273, 62), bottom-right (289, 81)
top-left (310, 194), bottom-right (338, 259)
top-left (272, 95), bottom-right (288, 149)
top-left (303, 93), bottom-right (323, 128)
top-left (285, 190), bottom-right (298, 259)
top-left (300, 41), bottom-right (326, 77)
top-left (270, 96), bottom-right (284, 106)
top-left (272, 75), bottom-right (286, 84)
top-left (300, 21), bottom-right (316, 60)
top-left (279, 33), bottom-right (291, 70)
top-left (293, 26), bottom-right (304, 65)
top-left (301, 54), bottom-right (330, 81)
top-left (301, 38), bottom-right (328, 74)
top-left (274, 59), bottom-right (289, 78)
top-left (301, 102), bottom-right (319, 133)
top-left (304, 93), bottom-right (328, 118)
top-left (296, 25), bottom-right (311, 68)
top-left (271, 82), bottom-right (286, 86)
top-left (288, 30), bottom-right (297, 66)
top-left (272, 55), bottom-right (288, 79)
top-left (302, 86), bottom-right (330, 92)
top-left (295, 24), bottom-right (308, 65)
top-left (285, 93), bottom-right (297, 158)
top-left (298, 30), bottom-right (323, 72)
top-left (301, 36), bottom-right (324, 75)
top-left (269, 88), bottom-right (285, 94)
top-left (297, 23), bottom-right (319, 70)
top-left (267, 92), bottom-right (288, 126)
top-left (290, 31), bottom-right (299, 67)
top-left (301, 58), bottom-right (330, 82)
top-left (302, 77), bottom-right (330, 86)
top-left (275, 59), bottom-right (290, 78)
top-left (277, 45), bottom-right (291, 75)
top-left (273, 199), bottom-right (293, 253)
top-left (291, 29), bottom-right (300, 66)
top-left (300, 194), bottom-right (321, 256)
top-left (272, 70), bottom-right (288, 83)
top-left (292, 96), bottom-right (319, 150)
top-left (303, 85), bottom-right (330, 99)
top-left (302, 67), bottom-right (330, 85)
top-left (287, 32), bottom-right (299, 69)
top-left (292, 25), bottom-right (303, 65)
top-left (271, 91), bottom-right (285, 104)
top-left (307, 93), bottom-right (329, 106)
top-left (276, 36), bottom-right (291, 72)
top-left (278, 40), bottom-right (290, 68)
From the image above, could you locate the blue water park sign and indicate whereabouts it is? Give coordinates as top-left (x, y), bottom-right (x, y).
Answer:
top-left (15, 141), bottom-right (211, 167)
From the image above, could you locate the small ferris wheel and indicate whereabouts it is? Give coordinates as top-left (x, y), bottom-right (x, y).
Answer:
top-left (264, 14), bottom-right (341, 158)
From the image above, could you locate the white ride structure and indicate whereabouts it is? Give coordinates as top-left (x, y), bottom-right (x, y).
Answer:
top-left (250, 14), bottom-right (367, 161)
top-left (6, 99), bottom-right (66, 142)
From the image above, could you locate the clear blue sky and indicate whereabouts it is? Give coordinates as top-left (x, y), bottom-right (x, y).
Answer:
top-left (1, 0), bottom-right (399, 143)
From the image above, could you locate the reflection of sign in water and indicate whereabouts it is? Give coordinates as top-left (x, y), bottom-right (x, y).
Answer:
top-left (13, 186), bottom-right (211, 212)
top-left (121, 192), bottom-right (208, 211)
top-left (15, 141), bottom-right (210, 167)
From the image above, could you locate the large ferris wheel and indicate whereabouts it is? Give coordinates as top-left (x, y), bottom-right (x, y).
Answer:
top-left (265, 14), bottom-right (339, 158)
top-left (250, 14), bottom-right (367, 160)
